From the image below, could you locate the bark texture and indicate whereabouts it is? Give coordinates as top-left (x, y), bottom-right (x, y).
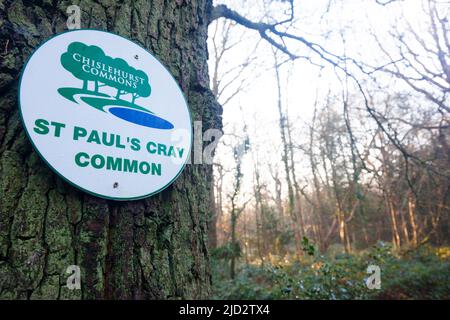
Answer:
top-left (0, 0), bottom-right (221, 299)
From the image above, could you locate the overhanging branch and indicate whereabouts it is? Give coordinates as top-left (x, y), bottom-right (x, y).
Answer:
top-left (210, 3), bottom-right (448, 179)
top-left (210, 4), bottom-right (367, 70)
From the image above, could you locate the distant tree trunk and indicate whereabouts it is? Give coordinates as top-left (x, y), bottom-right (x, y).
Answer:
top-left (228, 139), bottom-right (247, 279)
top-left (379, 135), bottom-right (401, 249)
top-left (242, 210), bottom-right (249, 266)
top-left (253, 194), bottom-right (265, 265)
top-left (269, 165), bottom-right (283, 220)
top-left (308, 108), bottom-right (326, 251)
top-left (208, 175), bottom-right (218, 249)
top-left (273, 52), bottom-right (302, 259)
top-left (408, 194), bottom-right (418, 247)
top-left (400, 207), bottom-right (410, 246)
top-left (230, 207), bottom-right (237, 279)
top-left (210, 164), bottom-right (225, 249)
top-left (269, 165), bottom-right (286, 256)
top-left (0, 0), bottom-right (220, 299)
top-left (338, 209), bottom-right (351, 253)
top-left (245, 128), bottom-right (265, 263)
top-left (385, 195), bottom-right (401, 249)
top-left (286, 113), bottom-right (306, 238)
top-left (252, 160), bottom-right (268, 256)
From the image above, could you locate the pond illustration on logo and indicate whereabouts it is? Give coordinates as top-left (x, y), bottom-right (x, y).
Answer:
top-left (57, 42), bottom-right (174, 130)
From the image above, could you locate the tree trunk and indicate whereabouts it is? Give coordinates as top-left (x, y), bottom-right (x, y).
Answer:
top-left (230, 209), bottom-right (236, 279)
top-left (308, 110), bottom-right (326, 251)
top-left (208, 175), bottom-right (218, 249)
top-left (400, 207), bottom-right (410, 246)
top-left (286, 114), bottom-right (306, 238)
top-left (0, 0), bottom-right (221, 299)
top-left (273, 53), bottom-right (301, 259)
top-left (408, 193), bottom-right (418, 247)
top-left (385, 195), bottom-right (401, 249)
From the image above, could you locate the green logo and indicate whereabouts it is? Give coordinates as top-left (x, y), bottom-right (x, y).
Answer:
top-left (58, 42), bottom-right (174, 129)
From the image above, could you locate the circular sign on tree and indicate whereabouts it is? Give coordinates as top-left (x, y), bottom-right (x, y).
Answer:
top-left (19, 30), bottom-right (192, 200)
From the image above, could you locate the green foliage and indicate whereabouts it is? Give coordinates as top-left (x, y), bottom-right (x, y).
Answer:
top-left (374, 246), bottom-right (450, 299)
top-left (211, 242), bottom-right (242, 261)
top-left (212, 244), bottom-right (450, 300)
top-left (301, 236), bottom-right (316, 256)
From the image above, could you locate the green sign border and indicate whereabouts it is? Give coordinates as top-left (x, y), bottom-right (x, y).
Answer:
top-left (18, 29), bottom-right (193, 201)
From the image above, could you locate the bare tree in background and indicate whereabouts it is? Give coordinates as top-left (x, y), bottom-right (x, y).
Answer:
top-left (210, 0), bottom-right (449, 265)
top-left (209, 15), bottom-right (260, 249)
top-left (227, 134), bottom-right (250, 279)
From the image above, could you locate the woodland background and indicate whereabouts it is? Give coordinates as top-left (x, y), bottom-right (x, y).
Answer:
top-left (208, 0), bottom-right (449, 299)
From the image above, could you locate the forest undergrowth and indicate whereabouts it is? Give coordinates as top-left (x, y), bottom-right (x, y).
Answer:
top-left (212, 242), bottom-right (450, 300)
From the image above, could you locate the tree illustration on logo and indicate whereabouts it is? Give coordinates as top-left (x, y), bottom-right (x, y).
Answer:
top-left (101, 57), bottom-right (151, 104)
top-left (60, 42), bottom-right (151, 106)
top-left (61, 42), bottom-right (103, 91)
top-left (58, 41), bottom-right (174, 130)
top-left (131, 69), bottom-right (151, 104)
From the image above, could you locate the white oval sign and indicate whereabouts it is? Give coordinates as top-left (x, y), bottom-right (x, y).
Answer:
top-left (19, 30), bottom-right (192, 200)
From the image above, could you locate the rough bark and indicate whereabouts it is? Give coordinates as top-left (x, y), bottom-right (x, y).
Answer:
top-left (0, 0), bottom-right (221, 299)
top-left (272, 53), bottom-right (302, 259)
